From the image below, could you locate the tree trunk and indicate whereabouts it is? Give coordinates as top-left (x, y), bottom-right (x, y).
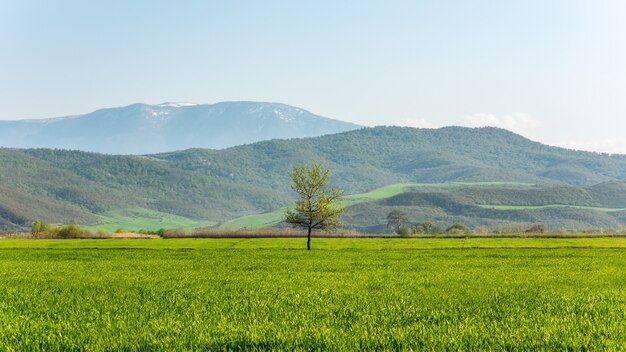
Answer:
top-left (307, 227), bottom-right (312, 250)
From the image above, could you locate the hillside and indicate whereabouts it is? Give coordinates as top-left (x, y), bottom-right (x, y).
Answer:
top-left (157, 126), bottom-right (626, 191)
top-left (0, 102), bottom-right (361, 154)
top-left (341, 183), bottom-right (626, 233)
top-left (221, 182), bottom-right (626, 232)
top-left (1, 126), bottom-right (626, 232)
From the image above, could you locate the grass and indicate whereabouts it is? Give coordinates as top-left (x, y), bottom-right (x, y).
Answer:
top-left (478, 204), bottom-right (626, 212)
top-left (221, 208), bottom-right (287, 228)
top-left (343, 181), bottom-right (534, 202)
top-left (2, 236), bottom-right (626, 250)
top-left (0, 237), bottom-right (624, 350)
top-left (87, 208), bottom-right (217, 232)
top-left (222, 181), bottom-right (536, 229)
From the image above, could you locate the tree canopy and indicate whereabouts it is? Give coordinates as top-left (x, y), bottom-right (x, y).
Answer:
top-left (285, 163), bottom-right (344, 250)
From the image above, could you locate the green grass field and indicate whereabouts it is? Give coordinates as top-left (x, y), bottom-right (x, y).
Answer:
top-left (1, 237), bottom-right (625, 350)
top-left (87, 208), bottom-right (217, 232)
top-left (343, 181), bottom-right (535, 202)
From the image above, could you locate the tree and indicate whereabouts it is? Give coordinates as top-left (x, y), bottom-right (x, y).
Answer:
top-left (446, 223), bottom-right (469, 234)
top-left (285, 163), bottom-right (345, 250)
top-left (420, 221), bottom-right (435, 234)
top-left (386, 209), bottom-right (408, 234)
top-left (31, 220), bottom-right (53, 236)
top-left (526, 223), bottom-right (546, 233)
top-left (412, 221), bottom-right (436, 235)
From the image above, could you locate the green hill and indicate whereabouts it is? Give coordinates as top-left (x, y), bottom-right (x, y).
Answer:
top-left (1, 126), bottom-right (626, 232)
top-left (339, 182), bottom-right (626, 233)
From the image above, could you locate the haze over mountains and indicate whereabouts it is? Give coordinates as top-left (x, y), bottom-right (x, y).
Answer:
top-left (0, 102), bottom-right (362, 154)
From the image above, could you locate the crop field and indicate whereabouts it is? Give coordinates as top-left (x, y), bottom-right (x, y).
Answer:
top-left (1, 237), bottom-right (625, 350)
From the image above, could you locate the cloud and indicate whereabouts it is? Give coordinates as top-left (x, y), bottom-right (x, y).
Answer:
top-left (555, 138), bottom-right (626, 155)
top-left (397, 117), bottom-right (438, 129)
top-left (462, 112), bottom-right (541, 136)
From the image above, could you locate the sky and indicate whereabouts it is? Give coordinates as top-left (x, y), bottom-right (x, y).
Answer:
top-left (1, 1), bottom-right (625, 153)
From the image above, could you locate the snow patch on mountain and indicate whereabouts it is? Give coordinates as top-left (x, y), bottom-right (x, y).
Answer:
top-left (157, 102), bottom-right (198, 108)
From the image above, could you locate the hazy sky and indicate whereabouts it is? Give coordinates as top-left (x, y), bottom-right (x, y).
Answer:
top-left (1, 1), bottom-right (625, 153)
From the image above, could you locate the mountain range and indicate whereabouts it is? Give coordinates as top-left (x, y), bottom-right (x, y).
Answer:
top-left (1, 124), bottom-right (626, 233)
top-left (0, 102), bottom-right (361, 154)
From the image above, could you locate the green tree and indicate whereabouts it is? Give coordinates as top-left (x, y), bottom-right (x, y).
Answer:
top-left (414, 221), bottom-right (436, 234)
top-left (386, 209), bottom-right (408, 234)
top-left (421, 221), bottom-right (435, 233)
top-left (285, 163), bottom-right (344, 250)
top-left (446, 223), bottom-right (469, 234)
top-left (526, 223), bottom-right (546, 233)
top-left (31, 221), bottom-right (44, 235)
top-left (31, 220), bottom-right (52, 235)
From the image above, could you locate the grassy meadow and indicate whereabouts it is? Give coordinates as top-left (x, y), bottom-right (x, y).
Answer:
top-left (88, 208), bottom-right (217, 233)
top-left (1, 237), bottom-right (625, 350)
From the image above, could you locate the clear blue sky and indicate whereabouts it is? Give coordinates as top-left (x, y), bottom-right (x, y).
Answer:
top-left (1, 1), bottom-right (625, 153)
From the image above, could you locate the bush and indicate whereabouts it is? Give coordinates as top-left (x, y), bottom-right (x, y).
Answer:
top-left (412, 221), bottom-right (443, 235)
top-left (446, 223), bottom-right (469, 234)
top-left (31, 221), bottom-right (58, 236)
top-left (526, 223), bottom-right (546, 233)
top-left (136, 228), bottom-right (167, 236)
top-left (57, 224), bottom-right (86, 238)
top-left (430, 226), bottom-right (444, 235)
top-left (398, 227), bottom-right (410, 236)
top-left (31, 221), bottom-right (48, 235)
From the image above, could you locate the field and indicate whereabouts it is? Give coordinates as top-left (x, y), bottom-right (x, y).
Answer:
top-left (88, 208), bottom-right (217, 232)
top-left (221, 181), bottom-right (536, 229)
top-left (1, 237), bottom-right (625, 350)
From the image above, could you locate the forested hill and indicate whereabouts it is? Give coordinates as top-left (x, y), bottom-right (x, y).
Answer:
top-left (157, 126), bottom-right (626, 192)
top-left (1, 126), bottom-right (625, 231)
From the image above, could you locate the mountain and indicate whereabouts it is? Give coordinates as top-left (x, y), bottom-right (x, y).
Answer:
top-left (0, 102), bottom-right (362, 154)
top-left (1, 126), bottom-right (626, 232)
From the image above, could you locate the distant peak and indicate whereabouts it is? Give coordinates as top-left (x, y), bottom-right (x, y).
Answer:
top-left (156, 102), bottom-right (198, 108)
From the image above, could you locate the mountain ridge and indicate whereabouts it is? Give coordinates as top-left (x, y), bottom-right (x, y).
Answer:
top-left (0, 101), bottom-right (362, 154)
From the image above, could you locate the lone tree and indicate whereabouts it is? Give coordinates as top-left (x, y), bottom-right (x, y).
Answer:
top-left (386, 209), bottom-right (408, 234)
top-left (285, 163), bottom-right (344, 250)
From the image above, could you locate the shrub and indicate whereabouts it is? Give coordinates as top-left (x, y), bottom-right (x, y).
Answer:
top-left (430, 226), bottom-right (444, 235)
top-left (135, 228), bottom-right (166, 236)
top-left (446, 223), bottom-right (469, 234)
top-left (31, 221), bottom-right (57, 236)
top-left (398, 227), bottom-right (410, 236)
top-left (57, 224), bottom-right (86, 238)
top-left (526, 223), bottom-right (546, 233)
top-left (412, 221), bottom-right (444, 235)
top-left (31, 221), bottom-right (46, 235)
